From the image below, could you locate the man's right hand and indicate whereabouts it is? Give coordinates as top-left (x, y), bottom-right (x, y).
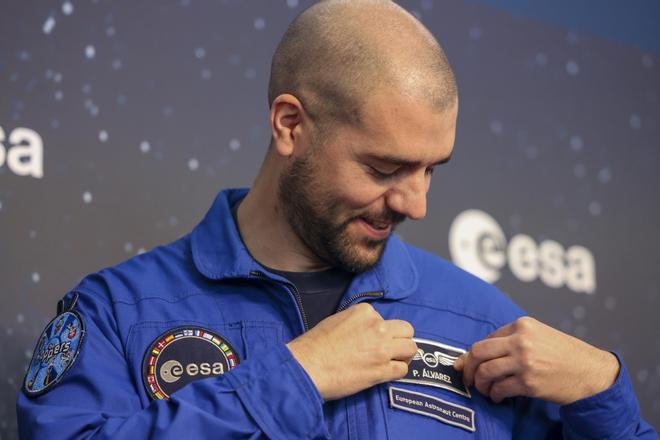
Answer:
top-left (286, 302), bottom-right (417, 401)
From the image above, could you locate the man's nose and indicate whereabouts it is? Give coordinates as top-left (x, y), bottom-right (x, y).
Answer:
top-left (386, 172), bottom-right (429, 220)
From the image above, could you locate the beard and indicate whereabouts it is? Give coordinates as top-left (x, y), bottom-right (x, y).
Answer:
top-left (278, 149), bottom-right (405, 273)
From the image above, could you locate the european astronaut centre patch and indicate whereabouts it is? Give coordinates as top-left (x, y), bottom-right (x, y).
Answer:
top-left (142, 326), bottom-right (240, 400)
top-left (23, 310), bottom-right (85, 396)
top-left (389, 386), bottom-right (476, 432)
top-left (397, 337), bottom-right (470, 398)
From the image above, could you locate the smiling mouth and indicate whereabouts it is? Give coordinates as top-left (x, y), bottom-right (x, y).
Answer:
top-left (362, 218), bottom-right (391, 230)
top-left (357, 217), bottom-right (393, 240)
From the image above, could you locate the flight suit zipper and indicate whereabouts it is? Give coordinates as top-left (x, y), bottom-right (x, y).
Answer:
top-left (336, 291), bottom-right (384, 312)
top-left (250, 270), bottom-right (310, 331)
top-left (338, 290), bottom-right (386, 440)
top-left (251, 271), bottom-right (386, 440)
top-left (250, 271), bottom-right (385, 330)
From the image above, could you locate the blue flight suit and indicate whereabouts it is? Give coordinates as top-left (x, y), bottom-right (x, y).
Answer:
top-left (17, 188), bottom-right (658, 439)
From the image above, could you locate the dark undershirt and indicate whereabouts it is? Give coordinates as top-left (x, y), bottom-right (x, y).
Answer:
top-left (267, 266), bottom-right (353, 329)
top-left (232, 200), bottom-right (354, 328)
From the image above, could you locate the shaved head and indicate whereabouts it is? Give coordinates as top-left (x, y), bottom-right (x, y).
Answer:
top-left (268, 0), bottom-right (457, 132)
top-left (242, 0), bottom-right (460, 273)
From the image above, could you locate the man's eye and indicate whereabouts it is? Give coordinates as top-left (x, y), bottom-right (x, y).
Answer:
top-left (426, 167), bottom-right (435, 176)
top-left (368, 166), bottom-right (397, 178)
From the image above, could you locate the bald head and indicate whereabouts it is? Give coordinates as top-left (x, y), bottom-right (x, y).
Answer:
top-left (268, 0), bottom-right (457, 131)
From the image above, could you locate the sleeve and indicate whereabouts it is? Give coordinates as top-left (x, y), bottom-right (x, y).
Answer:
top-left (558, 353), bottom-right (658, 439)
top-left (16, 289), bottom-right (331, 440)
top-left (512, 353), bottom-right (658, 439)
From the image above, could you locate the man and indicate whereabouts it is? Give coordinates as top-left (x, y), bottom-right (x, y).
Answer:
top-left (17, 0), bottom-right (657, 438)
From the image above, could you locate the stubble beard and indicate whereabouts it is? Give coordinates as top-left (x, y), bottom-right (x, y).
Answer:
top-left (278, 152), bottom-right (402, 273)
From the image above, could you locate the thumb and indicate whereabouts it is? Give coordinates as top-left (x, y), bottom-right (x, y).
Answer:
top-left (453, 353), bottom-right (466, 371)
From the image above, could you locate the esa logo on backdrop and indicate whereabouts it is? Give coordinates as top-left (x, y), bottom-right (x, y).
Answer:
top-left (0, 124), bottom-right (43, 178)
top-left (449, 210), bottom-right (596, 294)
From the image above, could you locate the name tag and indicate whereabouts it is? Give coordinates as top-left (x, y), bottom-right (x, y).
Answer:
top-left (389, 386), bottom-right (476, 432)
top-left (396, 337), bottom-right (470, 397)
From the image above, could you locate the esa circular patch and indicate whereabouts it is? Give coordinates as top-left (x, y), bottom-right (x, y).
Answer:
top-left (23, 311), bottom-right (85, 397)
top-left (142, 326), bottom-right (240, 400)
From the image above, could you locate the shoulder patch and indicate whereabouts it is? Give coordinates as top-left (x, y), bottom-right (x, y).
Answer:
top-left (142, 326), bottom-right (240, 400)
top-left (23, 310), bottom-right (85, 397)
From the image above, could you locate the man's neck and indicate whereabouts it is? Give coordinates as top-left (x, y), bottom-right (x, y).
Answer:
top-left (236, 162), bottom-right (330, 273)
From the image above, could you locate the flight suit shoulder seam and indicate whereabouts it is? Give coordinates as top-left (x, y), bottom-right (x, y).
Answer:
top-left (73, 286), bottom-right (129, 359)
top-left (112, 291), bottom-right (211, 306)
top-left (72, 286), bottom-right (114, 307)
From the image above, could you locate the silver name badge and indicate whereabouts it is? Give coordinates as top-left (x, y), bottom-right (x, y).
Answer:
top-left (396, 337), bottom-right (470, 398)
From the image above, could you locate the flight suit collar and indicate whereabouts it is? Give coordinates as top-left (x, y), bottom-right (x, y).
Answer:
top-left (191, 188), bottom-right (417, 301)
top-left (191, 188), bottom-right (259, 279)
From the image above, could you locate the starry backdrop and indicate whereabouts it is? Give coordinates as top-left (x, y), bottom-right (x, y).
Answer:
top-left (1, 0), bottom-right (659, 437)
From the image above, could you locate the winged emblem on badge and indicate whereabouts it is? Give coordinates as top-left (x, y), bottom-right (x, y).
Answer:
top-left (413, 348), bottom-right (458, 368)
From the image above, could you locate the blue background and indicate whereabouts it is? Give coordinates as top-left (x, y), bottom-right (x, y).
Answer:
top-left (1, 1), bottom-right (659, 437)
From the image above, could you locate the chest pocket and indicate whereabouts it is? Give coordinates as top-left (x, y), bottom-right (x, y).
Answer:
top-left (126, 320), bottom-right (283, 405)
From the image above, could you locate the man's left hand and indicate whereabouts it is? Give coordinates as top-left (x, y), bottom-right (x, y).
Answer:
top-left (453, 316), bottom-right (620, 405)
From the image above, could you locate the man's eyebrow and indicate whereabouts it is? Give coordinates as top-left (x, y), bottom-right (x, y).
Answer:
top-left (365, 153), bottom-right (452, 167)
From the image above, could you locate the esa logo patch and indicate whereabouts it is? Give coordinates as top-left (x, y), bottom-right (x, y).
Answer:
top-left (23, 310), bottom-right (85, 396)
top-left (142, 327), bottom-right (239, 400)
top-left (397, 338), bottom-right (470, 398)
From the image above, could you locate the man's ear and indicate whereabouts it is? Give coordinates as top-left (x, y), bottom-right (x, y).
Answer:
top-left (270, 93), bottom-right (304, 157)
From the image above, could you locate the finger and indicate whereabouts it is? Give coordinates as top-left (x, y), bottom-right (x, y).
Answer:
top-left (462, 337), bottom-right (511, 387)
top-left (473, 357), bottom-right (519, 397)
top-left (486, 321), bottom-right (517, 339)
top-left (489, 375), bottom-right (528, 403)
top-left (388, 338), bottom-right (418, 363)
top-left (488, 316), bottom-right (540, 340)
top-left (384, 319), bottom-right (415, 339)
top-left (349, 301), bottom-right (381, 318)
top-left (384, 360), bottom-right (409, 382)
top-left (454, 354), bottom-right (465, 371)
